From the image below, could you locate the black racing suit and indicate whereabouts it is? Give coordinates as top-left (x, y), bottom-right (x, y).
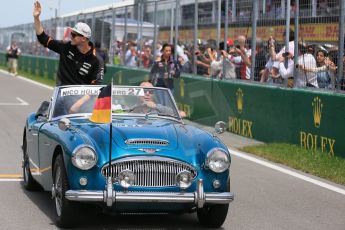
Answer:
top-left (37, 31), bottom-right (103, 86)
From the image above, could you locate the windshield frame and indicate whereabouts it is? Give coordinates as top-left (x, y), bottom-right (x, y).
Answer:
top-left (48, 85), bottom-right (182, 122)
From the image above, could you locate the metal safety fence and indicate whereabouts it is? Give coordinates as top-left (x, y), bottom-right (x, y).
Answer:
top-left (0, 0), bottom-right (345, 91)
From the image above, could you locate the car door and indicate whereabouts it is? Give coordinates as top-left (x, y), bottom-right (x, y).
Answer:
top-left (26, 120), bottom-right (46, 178)
top-left (37, 122), bottom-right (57, 189)
top-left (26, 101), bottom-right (50, 182)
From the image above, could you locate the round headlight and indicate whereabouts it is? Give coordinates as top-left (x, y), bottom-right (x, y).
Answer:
top-left (71, 146), bottom-right (97, 170)
top-left (205, 148), bottom-right (230, 173)
top-left (176, 170), bottom-right (193, 189)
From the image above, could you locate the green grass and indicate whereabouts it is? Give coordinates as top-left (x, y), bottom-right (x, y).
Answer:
top-left (241, 143), bottom-right (345, 186)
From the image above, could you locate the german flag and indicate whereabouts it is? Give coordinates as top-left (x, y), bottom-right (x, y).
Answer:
top-left (90, 85), bottom-right (112, 123)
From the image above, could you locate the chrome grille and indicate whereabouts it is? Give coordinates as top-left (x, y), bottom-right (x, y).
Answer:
top-left (125, 139), bottom-right (169, 146)
top-left (102, 157), bottom-right (197, 187)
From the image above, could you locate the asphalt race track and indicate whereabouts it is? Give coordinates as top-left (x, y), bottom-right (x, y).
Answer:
top-left (0, 71), bottom-right (345, 230)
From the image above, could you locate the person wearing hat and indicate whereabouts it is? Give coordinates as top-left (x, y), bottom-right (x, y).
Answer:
top-left (33, 0), bottom-right (103, 86)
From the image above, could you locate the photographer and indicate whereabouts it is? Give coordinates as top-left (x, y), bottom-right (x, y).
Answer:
top-left (124, 41), bottom-right (138, 67)
top-left (261, 31), bottom-right (295, 84)
top-left (298, 49), bottom-right (336, 89)
top-left (207, 41), bottom-right (236, 80)
top-left (194, 44), bottom-right (210, 77)
top-left (296, 42), bottom-right (318, 88)
top-left (232, 35), bottom-right (251, 80)
top-left (276, 51), bottom-right (295, 87)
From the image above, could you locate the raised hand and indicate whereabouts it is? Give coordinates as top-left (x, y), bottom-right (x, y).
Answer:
top-left (33, 1), bottom-right (42, 18)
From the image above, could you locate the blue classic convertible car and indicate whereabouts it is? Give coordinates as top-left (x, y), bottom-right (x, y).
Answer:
top-left (23, 85), bottom-right (234, 228)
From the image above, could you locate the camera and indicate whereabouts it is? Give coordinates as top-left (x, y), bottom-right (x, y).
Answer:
top-left (236, 45), bottom-right (240, 49)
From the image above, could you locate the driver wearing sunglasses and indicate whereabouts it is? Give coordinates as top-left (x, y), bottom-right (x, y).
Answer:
top-left (33, 0), bottom-right (104, 86)
top-left (130, 82), bottom-right (174, 115)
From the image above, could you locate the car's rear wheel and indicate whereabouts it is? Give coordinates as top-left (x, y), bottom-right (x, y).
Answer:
top-left (22, 137), bottom-right (39, 191)
top-left (53, 155), bottom-right (79, 228)
top-left (197, 204), bottom-right (229, 228)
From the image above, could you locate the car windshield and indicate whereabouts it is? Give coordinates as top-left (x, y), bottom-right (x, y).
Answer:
top-left (52, 85), bottom-right (180, 119)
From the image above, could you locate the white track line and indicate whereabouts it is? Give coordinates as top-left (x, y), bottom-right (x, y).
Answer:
top-left (0, 97), bottom-right (29, 106)
top-left (230, 148), bottom-right (345, 196)
top-left (16, 97), bottom-right (29, 105)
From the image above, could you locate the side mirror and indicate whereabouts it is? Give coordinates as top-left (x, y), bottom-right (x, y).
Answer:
top-left (214, 121), bottom-right (226, 134)
top-left (58, 118), bottom-right (71, 131)
top-left (35, 101), bottom-right (50, 119)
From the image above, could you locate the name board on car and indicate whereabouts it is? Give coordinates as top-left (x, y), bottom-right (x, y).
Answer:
top-left (60, 87), bottom-right (102, 97)
top-left (112, 87), bottom-right (145, 96)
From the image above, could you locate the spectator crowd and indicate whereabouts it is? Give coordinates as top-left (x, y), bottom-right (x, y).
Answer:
top-left (109, 30), bottom-right (342, 90)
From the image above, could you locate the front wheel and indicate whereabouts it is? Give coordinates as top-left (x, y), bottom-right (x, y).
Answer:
top-left (53, 155), bottom-right (79, 228)
top-left (197, 204), bottom-right (229, 228)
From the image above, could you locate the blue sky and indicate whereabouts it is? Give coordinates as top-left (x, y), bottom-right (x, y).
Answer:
top-left (0, 0), bottom-right (121, 28)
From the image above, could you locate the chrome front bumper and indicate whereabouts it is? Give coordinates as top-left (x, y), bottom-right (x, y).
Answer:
top-left (65, 179), bottom-right (234, 208)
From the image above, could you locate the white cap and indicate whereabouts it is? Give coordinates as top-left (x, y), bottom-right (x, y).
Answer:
top-left (72, 22), bottom-right (91, 38)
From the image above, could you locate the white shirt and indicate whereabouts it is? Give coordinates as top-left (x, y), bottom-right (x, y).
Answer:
top-left (210, 56), bottom-right (236, 79)
top-left (176, 45), bottom-right (189, 64)
top-left (231, 49), bottom-right (251, 80)
top-left (297, 53), bottom-right (318, 88)
top-left (265, 41), bottom-right (294, 71)
top-left (279, 59), bottom-right (294, 79)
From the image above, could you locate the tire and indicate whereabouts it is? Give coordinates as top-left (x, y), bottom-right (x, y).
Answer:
top-left (197, 177), bottom-right (231, 228)
top-left (197, 204), bottom-right (229, 228)
top-left (53, 155), bottom-right (79, 228)
top-left (22, 137), bottom-right (40, 191)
